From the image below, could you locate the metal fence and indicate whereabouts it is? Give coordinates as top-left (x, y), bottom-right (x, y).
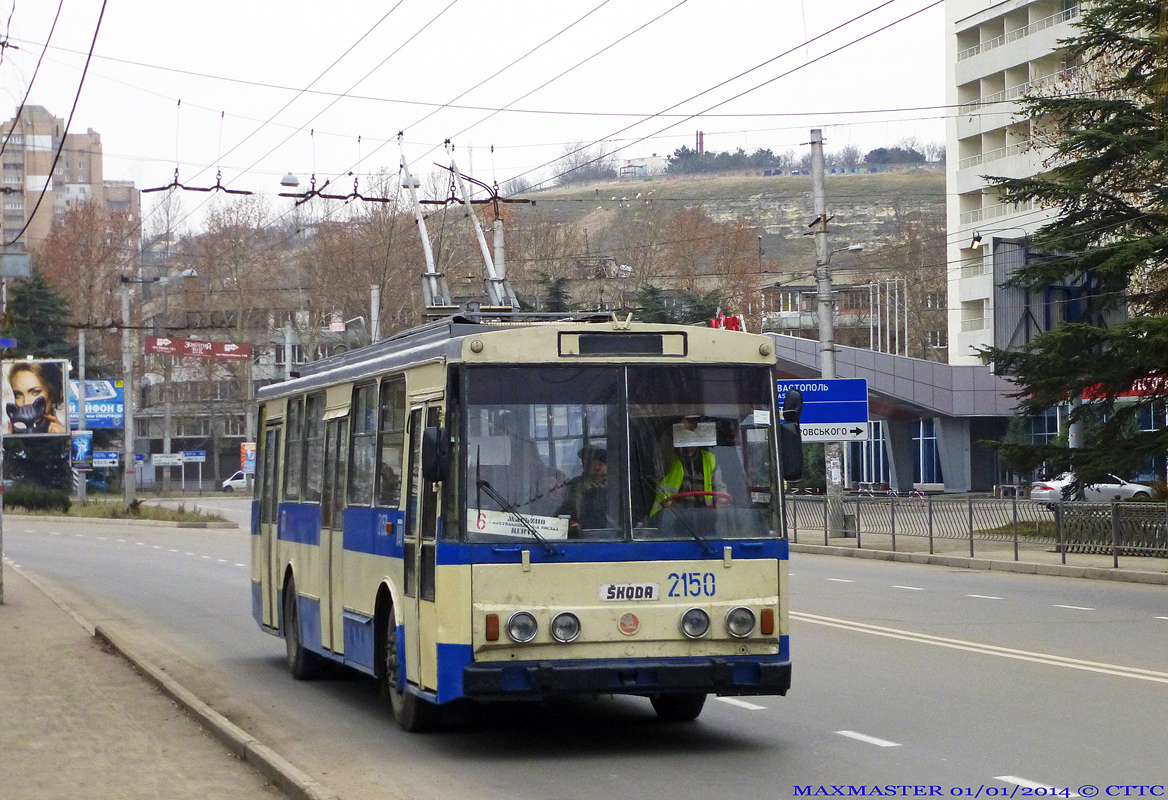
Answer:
top-left (784, 493), bottom-right (1168, 567)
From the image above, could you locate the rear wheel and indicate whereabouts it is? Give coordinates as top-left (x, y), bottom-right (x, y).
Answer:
top-left (283, 578), bottom-right (323, 680)
top-left (378, 603), bottom-right (439, 732)
top-left (650, 692), bottom-right (707, 722)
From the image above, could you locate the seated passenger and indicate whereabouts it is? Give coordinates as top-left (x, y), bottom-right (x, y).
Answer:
top-left (556, 446), bottom-right (610, 532)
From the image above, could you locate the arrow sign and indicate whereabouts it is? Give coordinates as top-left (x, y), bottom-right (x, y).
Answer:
top-left (777, 378), bottom-right (870, 442)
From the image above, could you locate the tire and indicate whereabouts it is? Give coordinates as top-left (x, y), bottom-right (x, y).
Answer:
top-left (378, 603), bottom-right (439, 732)
top-left (650, 692), bottom-right (707, 722)
top-left (223, 486), bottom-right (234, 493)
top-left (283, 578), bottom-right (323, 680)
top-left (1132, 492), bottom-right (1150, 500)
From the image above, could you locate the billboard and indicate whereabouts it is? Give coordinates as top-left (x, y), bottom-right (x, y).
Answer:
top-left (241, 442), bottom-right (256, 474)
top-left (1, 359), bottom-right (71, 437)
top-left (71, 431), bottom-right (94, 471)
top-left (68, 379), bottom-right (125, 429)
top-left (145, 335), bottom-right (252, 360)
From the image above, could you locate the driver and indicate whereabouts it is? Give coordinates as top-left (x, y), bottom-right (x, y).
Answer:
top-left (650, 416), bottom-right (726, 516)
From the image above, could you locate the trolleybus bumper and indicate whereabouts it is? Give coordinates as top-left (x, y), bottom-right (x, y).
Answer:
top-left (462, 657), bottom-right (790, 700)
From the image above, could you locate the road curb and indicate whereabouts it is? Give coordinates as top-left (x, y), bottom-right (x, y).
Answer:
top-left (788, 543), bottom-right (1168, 585)
top-left (12, 565), bottom-right (336, 800)
top-left (4, 512), bottom-right (238, 529)
top-left (94, 624), bottom-right (338, 800)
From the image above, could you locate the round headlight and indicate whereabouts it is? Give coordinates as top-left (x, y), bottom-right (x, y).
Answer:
top-left (507, 611), bottom-right (538, 643)
top-left (550, 612), bottom-right (581, 643)
top-left (680, 608), bottom-right (710, 639)
top-left (725, 606), bottom-right (756, 638)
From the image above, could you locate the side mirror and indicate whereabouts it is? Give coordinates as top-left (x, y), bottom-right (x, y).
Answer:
top-left (421, 427), bottom-right (450, 482)
top-left (779, 422), bottom-right (804, 482)
top-left (781, 388), bottom-right (803, 424)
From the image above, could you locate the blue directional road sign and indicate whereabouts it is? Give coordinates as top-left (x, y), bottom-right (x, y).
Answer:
top-left (776, 378), bottom-right (870, 442)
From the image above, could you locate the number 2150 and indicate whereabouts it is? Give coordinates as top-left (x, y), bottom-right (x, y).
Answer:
top-left (668, 572), bottom-right (716, 597)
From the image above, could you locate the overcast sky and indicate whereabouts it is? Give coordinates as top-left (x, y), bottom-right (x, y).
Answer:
top-left (3, 0), bottom-right (945, 229)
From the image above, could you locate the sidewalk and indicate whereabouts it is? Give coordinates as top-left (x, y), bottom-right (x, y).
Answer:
top-left (0, 564), bottom-right (294, 800)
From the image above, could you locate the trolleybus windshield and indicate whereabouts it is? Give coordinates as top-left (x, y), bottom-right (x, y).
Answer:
top-left (462, 364), bottom-right (780, 544)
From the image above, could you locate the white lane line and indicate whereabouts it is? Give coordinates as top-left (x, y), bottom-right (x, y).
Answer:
top-left (827, 578), bottom-right (855, 583)
top-left (994, 777), bottom-right (1079, 797)
top-left (967, 594), bottom-right (1003, 600)
top-left (168, 549), bottom-right (179, 553)
top-left (717, 697), bottom-right (766, 710)
top-left (835, 730), bottom-right (901, 748)
top-left (184, 552), bottom-right (195, 556)
top-left (200, 555), bottom-right (211, 560)
top-left (1157, 616), bottom-right (1168, 620)
top-left (135, 542), bottom-right (146, 546)
top-left (1053, 604), bottom-right (1094, 611)
top-left (96, 536), bottom-right (107, 541)
top-left (892, 585), bottom-right (924, 591)
top-left (234, 563), bottom-right (247, 568)
top-left (792, 611), bottom-right (1168, 684)
top-left (152, 545), bottom-right (162, 550)
top-left (117, 539), bottom-right (126, 543)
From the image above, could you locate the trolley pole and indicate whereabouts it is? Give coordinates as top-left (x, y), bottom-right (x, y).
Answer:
top-left (811, 129), bottom-right (845, 536)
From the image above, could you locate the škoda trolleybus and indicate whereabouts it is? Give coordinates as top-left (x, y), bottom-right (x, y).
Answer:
top-left (251, 312), bottom-right (803, 731)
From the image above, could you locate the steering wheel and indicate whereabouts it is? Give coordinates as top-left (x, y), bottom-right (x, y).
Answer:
top-left (658, 490), bottom-right (732, 508)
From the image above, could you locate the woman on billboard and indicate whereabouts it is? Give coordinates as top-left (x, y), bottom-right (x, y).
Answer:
top-left (4, 360), bottom-right (68, 435)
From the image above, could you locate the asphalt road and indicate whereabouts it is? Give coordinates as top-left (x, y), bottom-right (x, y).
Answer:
top-left (4, 502), bottom-right (1166, 800)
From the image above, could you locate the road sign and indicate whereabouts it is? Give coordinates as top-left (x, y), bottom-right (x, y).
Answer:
top-left (181, 450), bottom-right (206, 463)
top-left (93, 451), bottom-right (120, 468)
top-left (152, 453), bottom-right (184, 467)
top-left (776, 378), bottom-right (870, 442)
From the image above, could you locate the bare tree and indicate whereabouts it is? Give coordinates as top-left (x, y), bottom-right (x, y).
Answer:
top-left (554, 141), bottom-right (618, 186)
top-left (838, 144), bottom-right (864, 170)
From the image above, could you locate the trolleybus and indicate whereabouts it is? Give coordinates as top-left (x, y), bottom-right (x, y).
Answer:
top-left (251, 313), bottom-right (802, 730)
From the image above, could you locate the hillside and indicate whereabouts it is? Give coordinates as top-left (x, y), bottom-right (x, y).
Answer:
top-left (514, 168), bottom-right (947, 269)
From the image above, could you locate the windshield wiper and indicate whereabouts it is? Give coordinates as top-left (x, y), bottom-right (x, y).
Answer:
top-left (475, 479), bottom-right (560, 557)
top-left (676, 512), bottom-right (716, 556)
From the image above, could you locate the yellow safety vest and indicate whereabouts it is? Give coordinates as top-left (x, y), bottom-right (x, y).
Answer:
top-left (650, 450), bottom-right (716, 516)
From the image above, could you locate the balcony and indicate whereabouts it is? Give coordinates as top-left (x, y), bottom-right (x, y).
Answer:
top-left (959, 199), bottom-right (1034, 226)
top-left (958, 66), bottom-right (1081, 115)
top-left (956, 5), bottom-right (1080, 62)
top-left (960, 317), bottom-right (987, 332)
top-left (958, 140), bottom-right (1031, 170)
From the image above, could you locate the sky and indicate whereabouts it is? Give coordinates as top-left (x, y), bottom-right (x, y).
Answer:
top-left (2, 0), bottom-right (946, 232)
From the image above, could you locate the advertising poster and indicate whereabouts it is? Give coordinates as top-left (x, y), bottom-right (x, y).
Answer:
top-left (68, 379), bottom-right (125, 429)
top-left (1, 359), bottom-right (71, 437)
top-left (71, 431), bottom-right (94, 471)
top-left (241, 442), bottom-right (256, 474)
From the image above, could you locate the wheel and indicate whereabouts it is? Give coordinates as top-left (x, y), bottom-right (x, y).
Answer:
top-left (1132, 492), bottom-right (1150, 500)
top-left (650, 692), bottom-right (707, 722)
top-left (223, 485), bottom-right (234, 493)
top-left (283, 578), bottom-right (323, 680)
top-left (658, 491), bottom-right (733, 508)
top-left (378, 603), bottom-right (439, 732)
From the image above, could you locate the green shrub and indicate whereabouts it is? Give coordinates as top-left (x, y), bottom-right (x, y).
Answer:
top-left (5, 483), bottom-right (71, 513)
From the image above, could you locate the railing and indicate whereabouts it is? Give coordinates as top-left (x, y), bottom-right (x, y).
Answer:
top-left (784, 494), bottom-right (1168, 566)
top-left (957, 140), bottom-right (1031, 170)
top-left (960, 316), bottom-right (986, 332)
top-left (958, 66), bottom-right (1082, 115)
top-left (957, 5), bottom-right (1080, 61)
top-left (959, 199), bottom-right (1033, 225)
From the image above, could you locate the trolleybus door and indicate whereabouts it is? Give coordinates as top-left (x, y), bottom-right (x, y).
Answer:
top-left (319, 416), bottom-right (349, 652)
top-left (260, 423), bottom-right (281, 628)
top-left (403, 403), bottom-right (442, 691)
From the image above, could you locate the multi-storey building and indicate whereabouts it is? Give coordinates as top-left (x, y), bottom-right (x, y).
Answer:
top-left (0, 105), bottom-right (140, 248)
top-left (945, 0), bottom-right (1081, 365)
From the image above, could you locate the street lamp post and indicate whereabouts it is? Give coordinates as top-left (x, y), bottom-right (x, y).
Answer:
top-left (120, 287), bottom-right (136, 506)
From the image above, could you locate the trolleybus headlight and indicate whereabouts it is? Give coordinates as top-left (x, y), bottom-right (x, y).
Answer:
top-left (725, 606), bottom-right (756, 638)
top-left (550, 612), bottom-right (581, 643)
top-left (680, 608), bottom-right (710, 639)
top-left (506, 611), bottom-right (539, 643)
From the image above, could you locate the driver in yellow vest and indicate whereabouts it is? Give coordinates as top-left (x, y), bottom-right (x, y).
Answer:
top-left (650, 416), bottom-right (727, 516)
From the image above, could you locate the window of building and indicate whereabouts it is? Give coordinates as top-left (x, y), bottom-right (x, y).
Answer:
top-left (925, 292), bottom-right (944, 309)
top-left (928, 329), bottom-right (948, 348)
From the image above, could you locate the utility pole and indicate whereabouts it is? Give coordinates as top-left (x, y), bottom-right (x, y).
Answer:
top-left (121, 288), bottom-right (136, 506)
top-left (76, 329), bottom-right (87, 503)
top-left (811, 129), bottom-right (845, 535)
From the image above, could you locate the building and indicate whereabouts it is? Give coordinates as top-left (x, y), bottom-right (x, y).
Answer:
top-left (0, 105), bottom-right (140, 249)
top-left (945, 0), bottom-right (1082, 365)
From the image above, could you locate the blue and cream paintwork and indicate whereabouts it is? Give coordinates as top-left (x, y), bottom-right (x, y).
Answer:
top-left (251, 320), bottom-right (792, 706)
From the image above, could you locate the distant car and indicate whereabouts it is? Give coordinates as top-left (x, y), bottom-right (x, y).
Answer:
top-left (222, 471), bottom-right (248, 492)
top-left (1029, 473), bottom-right (1152, 504)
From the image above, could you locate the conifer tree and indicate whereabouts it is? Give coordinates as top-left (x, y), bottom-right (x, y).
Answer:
top-left (985, 0), bottom-right (1168, 484)
top-left (2, 269), bottom-right (73, 360)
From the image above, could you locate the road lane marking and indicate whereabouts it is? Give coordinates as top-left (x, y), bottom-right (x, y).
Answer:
top-left (717, 697), bottom-right (766, 710)
top-left (835, 730), bottom-right (901, 747)
top-left (1053, 604), bottom-right (1094, 611)
top-left (1157, 616), bottom-right (1168, 620)
top-left (827, 578), bottom-right (855, 583)
top-left (995, 777), bottom-right (1079, 797)
top-left (966, 594), bottom-right (1003, 600)
top-left (892, 585), bottom-right (924, 591)
top-left (792, 611), bottom-right (1168, 684)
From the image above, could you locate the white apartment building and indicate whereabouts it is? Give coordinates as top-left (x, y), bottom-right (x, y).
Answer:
top-left (945, 0), bottom-right (1080, 365)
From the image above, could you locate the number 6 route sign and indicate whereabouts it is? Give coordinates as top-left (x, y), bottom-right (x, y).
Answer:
top-left (776, 378), bottom-right (870, 442)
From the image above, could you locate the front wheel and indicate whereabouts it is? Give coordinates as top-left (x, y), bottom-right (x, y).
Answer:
top-left (1132, 492), bottom-right (1150, 500)
top-left (379, 604), bottom-right (439, 732)
top-left (650, 693), bottom-right (707, 722)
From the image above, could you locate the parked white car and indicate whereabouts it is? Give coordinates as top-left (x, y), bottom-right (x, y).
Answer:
top-left (222, 470), bottom-right (248, 492)
top-left (1029, 473), bottom-right (1152, 504)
